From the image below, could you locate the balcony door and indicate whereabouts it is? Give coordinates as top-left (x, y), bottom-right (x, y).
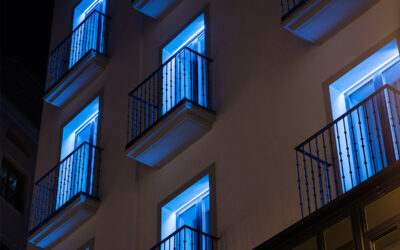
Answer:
top-left (161, 175), bottom-right (211, 249)
top-left (70, 0), bottom-right (106, 68)
top-left (344, 75), bottom-right (393, 185)
top-left (71, 114), bottom-right (98, 196)
top-left (329, 41), bottom-right (400, 193)
top-left (161, 14), bottom-right (206, 114)
top-left (176, 192), bottom-right (210, 249)
top-left (56, 98), bottom-right (99, 209)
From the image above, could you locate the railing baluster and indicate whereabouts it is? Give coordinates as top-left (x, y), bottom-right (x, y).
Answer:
top-left (349, 112), bottom-right (361, 184)
top-left (184, 49), bottom-right (187, 101)
top-left (127, 95), bottom-right (131, 143)
top-left (314, 137), bottom-right (325, 207)
top-left (342, 118), bottom-right (354, 189)
top-left (29, 143), bottom-right (101, 233)
top-left (294, 85), bottom-right (400, 216)
top-left (178, 53), bottom-right (182, 104)
top-left (308, 142), bottom-right (318, 211)
top-left (357, 107), bottom-right (369, 180)
top-left (321, 130), bottom-right (331, 203)
top-left (372, 95), bottom-right (385, 170)
top-left (296, 150), bottom-right (304, 218)
top-left (170, 57), bottom-right (173, 109)
top-left (364, 100), bottom-right (376, 176)
top-left (149, 226), bottom-right (217, 250)
top-left (334, 122), bottom-right (346, 194)
top-left (126, 48), bottom-right (212, 147)
top-left (302, 146), bottom-right (311, 215)
top-left (393, 89), bottom-right (400, 161)
top-left (202, 56), bottom-right (205, 106)
top-left (387, 89), bottom-right (400, 159)
top-left (44, 11), bottom-right (109, 93)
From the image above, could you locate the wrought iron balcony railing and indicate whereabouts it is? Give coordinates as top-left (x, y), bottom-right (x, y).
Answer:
top-left (29, 142), bottom-right (102, 234)
top-left (150, 226), bottom-right (218, 250)
top-left (280, 0), bottom-right (309, 21)
top-left (126, 47), bottom-right (212, 147)
top-left (295, 85), bottom-right (400, 218)
top-left (45, 10), bottom-right (109, 92)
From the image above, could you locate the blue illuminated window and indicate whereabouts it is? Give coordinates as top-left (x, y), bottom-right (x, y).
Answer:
top-left (161, 175), bottom-right (210, 240)
top-left (70, 0), bottom-right (107, 67)
top-left (329, 39), bottom-right (400, 191)
top-left (73, 0), bottom-right (106, 29)
top-left (56, 97), bottom-right (99, 208)
top-left (161, 14), bottom-right (207, 114)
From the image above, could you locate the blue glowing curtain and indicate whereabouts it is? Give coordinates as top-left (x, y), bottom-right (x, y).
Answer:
top-left (69, 1), bottom-right (105, 69)
top-left (161, 30), bottom-right (207, 114)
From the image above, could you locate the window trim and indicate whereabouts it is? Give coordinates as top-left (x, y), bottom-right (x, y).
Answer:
top-left (157, 165), bottom-right (217, 242)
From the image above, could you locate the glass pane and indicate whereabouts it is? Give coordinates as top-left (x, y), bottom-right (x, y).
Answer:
top-left (203, 195), bottom-right (210, 233)
top-left (177, 204), bottom-right (197, 229)
top-left (347, 79), bottom-right (376, 108)
top-left (373, 229), bottom-right (400, 250)
top-left (383, 60), bottom-right (400, 88)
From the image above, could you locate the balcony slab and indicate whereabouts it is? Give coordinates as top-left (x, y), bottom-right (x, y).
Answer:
top-left (28, 194), bottom-right (99, 248)
top-left (282, 0), bottom-right (378, 44)
top-left (126, 101), bottom-right (215, 168)
top-left (131, 0), bottom-right (182, 19)
top-left (44, 50), bottom-right (108, 107)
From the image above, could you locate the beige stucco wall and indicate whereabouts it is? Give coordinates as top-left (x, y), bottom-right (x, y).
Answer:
top-left (32, 0), bottom-right (400, 249)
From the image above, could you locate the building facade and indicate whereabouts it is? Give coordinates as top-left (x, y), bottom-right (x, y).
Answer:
top-left (28, 0), bottom-right (400, 249)
top-left (0, 59), bottom-right (42, 250)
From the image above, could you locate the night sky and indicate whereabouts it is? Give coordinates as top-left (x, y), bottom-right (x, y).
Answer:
top-left (1, 0), bottom-right (54, 126)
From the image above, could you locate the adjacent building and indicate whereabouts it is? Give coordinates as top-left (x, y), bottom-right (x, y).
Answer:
top-left (1, 58), bottom-right (42, 250)
top-left (27, 0), bottom-right (400, 249)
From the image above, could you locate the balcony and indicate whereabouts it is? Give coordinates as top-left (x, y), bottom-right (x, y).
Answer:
top-left (295, 85), bottom-right (400, 217)
top-left (280, 0), bottom-right (378, 43)
top-left (150, 226), bottom-right (218, 250)
top-left (255, 160), bottom-right (400, 249)
top-left (44, 11), bottom-right (109, 107)
top-left (131, 0), bottom-right (182, 19)
top-left (125, 47), bottom-right (215, 167)
top-left (28, 143), bottom-right (102, 248)
top-left (254, 85), bottom-right (400, 249)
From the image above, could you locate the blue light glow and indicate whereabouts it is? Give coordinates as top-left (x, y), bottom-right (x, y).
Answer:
top-left (56, 97), bottom-right (99, 208)
top-left (329, 39), bottom-right (400, 192)
top-left (73, 0), bottom-right (106, 29)
top-left (162, 14), bottom-right (205, 62)
top-left (161, 14), bottom-right (207, 114)
top-left (330, 39), bottom-right (399, 119)
top-left (161, 175), bottom-right (210, 240)
top-left (60, 97), bottom-right (99, 159)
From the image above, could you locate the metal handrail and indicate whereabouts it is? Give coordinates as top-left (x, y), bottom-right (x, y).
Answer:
top-left (295, 84), bottom-right (400, 218)
top-left (295, 84), bottom-right (400, 149)
top-left (33, 142), bottom-right (101, 185)
top-left (129, 47), bottom-right (211, 96)
top-left (150, 225), bottom-right (218, 250)
top-left (48, 10), bottom-right (108, 55)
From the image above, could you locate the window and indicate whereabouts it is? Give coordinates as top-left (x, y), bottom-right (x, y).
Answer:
top-left (56, 97), bottom-right (99, 208)
top-left (161, 175), bottom-right (210, 248)
top-left (372, 228), bottom-right (400, 250)
top-left (70, 0), bottom-right (107, 67)
top-left (161, 14), bottom-right (207, 114)
top-left (329, 39), bottom-right (400, 191)
top-left (0, 157), bottom-right (26, 213)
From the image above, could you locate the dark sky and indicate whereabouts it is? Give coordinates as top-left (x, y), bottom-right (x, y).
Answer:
top-left (1, 0), bottom-right (54, 126)
top-left (2, 0), bottom-right (54, 84)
